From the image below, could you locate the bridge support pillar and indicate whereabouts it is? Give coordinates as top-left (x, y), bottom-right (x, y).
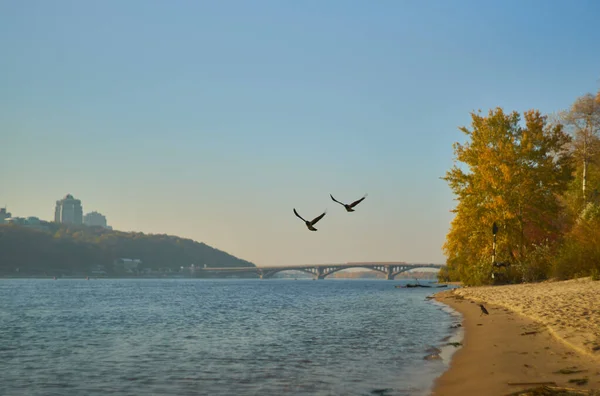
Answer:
top-left (386, 265), bottom-right (394, 280)
top-left (315, 267), bottom-right (325, 280)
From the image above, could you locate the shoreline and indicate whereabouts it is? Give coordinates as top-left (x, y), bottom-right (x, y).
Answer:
top-left (421, 297), bottom-right (465, 396)
top-left (431, 286), bottom-right (600, 395)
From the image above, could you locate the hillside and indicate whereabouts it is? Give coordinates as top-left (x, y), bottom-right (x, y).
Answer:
top-left (0, 223), bottom-right (255, 277)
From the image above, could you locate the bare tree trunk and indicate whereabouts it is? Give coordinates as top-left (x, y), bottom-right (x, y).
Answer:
top-left (518, 203), bottom-right (525, 261)
top-left (560, 92), bottom-right (600, 209)
top-left (583, 136), bottom-right (587, 205)
top-left (582, 159), bottom-right (587, 204)
top-left (581, 117), bottom-right (596, 206)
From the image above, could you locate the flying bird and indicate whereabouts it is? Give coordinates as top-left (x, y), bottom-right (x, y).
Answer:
top-left (479, 304), bottom-right (489, 316)
top-left (330, 193), bottom-right (368, 212)
top-left (293, 208), bottom-right (327, 231)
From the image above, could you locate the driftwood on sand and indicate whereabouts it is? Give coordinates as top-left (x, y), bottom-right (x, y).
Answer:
top-left (504, 385), bottom-right (600, 395)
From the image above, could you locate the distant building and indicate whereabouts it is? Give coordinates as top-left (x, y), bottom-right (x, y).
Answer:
top-left (0, 208), bottom-right (11, 224)
top-left (26, 216), bottom-right (41, 225)
top-left (3, 216), bottom-right (47, 230)
top-left (91, 265), bottom-right (107, 277)
top-left (84, 211), bottom-right (108, 228)
top-left (4, 217), bottom-right (25, 226)
top-left (114, 258), bottom-right (142, 273)
top-left (54, 194), bottom-right (83, 225)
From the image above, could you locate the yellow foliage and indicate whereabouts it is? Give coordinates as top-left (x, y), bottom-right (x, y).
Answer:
top-left (443, 108), bottom-right (573, 285)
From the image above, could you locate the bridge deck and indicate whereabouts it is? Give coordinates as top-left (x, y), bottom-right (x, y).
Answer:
top-left (204, 262), bottom-right (442, 271)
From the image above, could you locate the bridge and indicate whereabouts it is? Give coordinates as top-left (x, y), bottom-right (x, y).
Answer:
top-left (202, 262), bottom-right (444, 280)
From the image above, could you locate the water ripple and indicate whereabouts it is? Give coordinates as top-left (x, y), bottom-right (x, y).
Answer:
top-left (0, 279), bottom-right (457, 396)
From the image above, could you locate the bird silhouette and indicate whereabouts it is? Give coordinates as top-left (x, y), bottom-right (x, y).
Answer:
top-left (330, 193), bottom-right (368, 212)
top-left (293, 208), bottom-right (327, 231)
top-left (479, 304), bottom-right (489, 316)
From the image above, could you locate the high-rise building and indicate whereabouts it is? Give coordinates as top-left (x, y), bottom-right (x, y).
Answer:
top-left (84, 211), bottom-right (108, 228)
top-left (0, 208), bottom-right (12, 224)
top-left (54, 194), bottom-right (83, 224)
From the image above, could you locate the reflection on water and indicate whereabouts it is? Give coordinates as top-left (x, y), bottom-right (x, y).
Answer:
top-left (0, 279), bottom-right (461, 395)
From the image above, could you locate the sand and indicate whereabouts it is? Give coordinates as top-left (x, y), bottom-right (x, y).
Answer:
top-left (432, 278), bottom-right (600, 396)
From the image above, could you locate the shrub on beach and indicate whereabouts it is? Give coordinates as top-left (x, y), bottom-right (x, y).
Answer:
top-left (516, 243), bottom-right (553, 283)
top-left (552, 205), bottom-right (600, 280)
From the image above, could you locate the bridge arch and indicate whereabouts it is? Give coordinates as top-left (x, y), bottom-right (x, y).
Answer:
top-left (320, 265), bottom-right (388, 278)
top-left (388, 265), bottom-right (441, 280)
top-left (259, 267), bottom-right (316, 279)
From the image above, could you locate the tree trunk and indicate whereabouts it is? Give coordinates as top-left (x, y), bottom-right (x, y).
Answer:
top-left (583, 132), bottom-right (588, 205)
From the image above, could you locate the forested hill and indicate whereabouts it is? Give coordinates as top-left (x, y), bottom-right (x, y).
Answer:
top-left (0, 223), bottom-right (256, 276)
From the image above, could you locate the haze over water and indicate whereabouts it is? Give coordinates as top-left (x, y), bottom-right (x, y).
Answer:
top-left (1, 279), bottom-right (459, 396)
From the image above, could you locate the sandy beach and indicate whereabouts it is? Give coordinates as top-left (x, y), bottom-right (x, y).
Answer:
top-left (432, 278), bottom-right (600, 395)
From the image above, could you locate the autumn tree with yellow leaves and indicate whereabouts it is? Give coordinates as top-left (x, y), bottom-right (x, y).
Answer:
top-left (442, 108), bottom-right (573, 285)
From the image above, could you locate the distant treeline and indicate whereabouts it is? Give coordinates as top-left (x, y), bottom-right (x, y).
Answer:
top-left (440, 88), bottom-right (600, 286)
top-left (0, 223), bottom-right (255, 276)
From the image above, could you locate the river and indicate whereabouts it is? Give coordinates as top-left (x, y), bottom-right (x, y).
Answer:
top-left (0, 279), bottom-right (461, 396)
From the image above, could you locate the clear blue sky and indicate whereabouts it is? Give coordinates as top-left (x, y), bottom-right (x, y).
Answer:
top-left (1, 0), bottom-right (599, 266)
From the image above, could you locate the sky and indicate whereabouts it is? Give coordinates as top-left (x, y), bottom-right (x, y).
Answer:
top-left (1, 0), bottom-right (599, 267)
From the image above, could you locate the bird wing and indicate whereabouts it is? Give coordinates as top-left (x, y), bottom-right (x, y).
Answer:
top-left (310, 211), bottom-right (327, 225)
top-left (293, 208), bottom-right (307, 222)
top-left (349, 194), bottom-right (368, 208)
top-left (330, 194), bottom-right (345, 206)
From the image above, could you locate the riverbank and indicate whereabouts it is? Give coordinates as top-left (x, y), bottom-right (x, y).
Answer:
top-left (432, 278), bottom-right (600, 395)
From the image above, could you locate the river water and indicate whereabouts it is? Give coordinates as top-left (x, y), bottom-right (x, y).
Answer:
top-left (0, 279), bottom-right (461, 396)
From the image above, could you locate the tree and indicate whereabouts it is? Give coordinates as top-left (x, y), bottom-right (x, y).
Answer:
top-left (0, 223), bottom-right (256, 276)
top-left (559, 92), bottom-right (600, 207)
top-left (443, 108), bottom-right (573, 285)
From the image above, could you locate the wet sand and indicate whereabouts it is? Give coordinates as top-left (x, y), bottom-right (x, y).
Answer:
top-left (432, 279), bottom-right (600, 396)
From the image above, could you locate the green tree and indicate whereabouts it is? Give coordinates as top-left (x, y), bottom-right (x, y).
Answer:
top-left (443, 108), bottom-right (573, 285)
